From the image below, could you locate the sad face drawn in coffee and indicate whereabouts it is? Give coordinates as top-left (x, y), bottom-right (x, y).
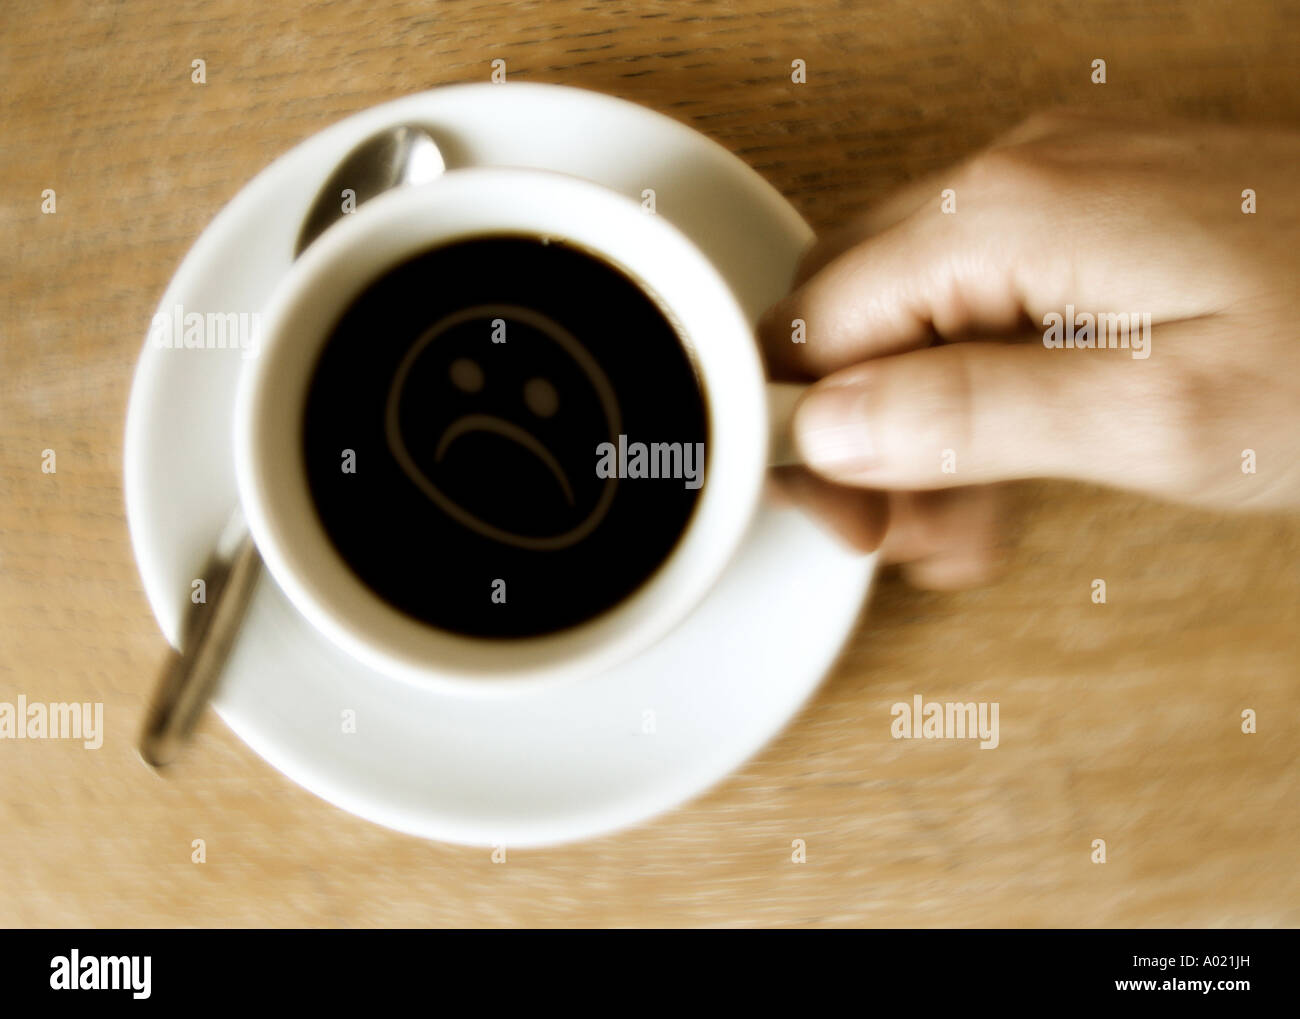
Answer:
top-left (384, 304), bottom-right (622, 550)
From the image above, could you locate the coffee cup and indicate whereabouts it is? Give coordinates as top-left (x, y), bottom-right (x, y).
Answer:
top-left (234, 165), bottom-right (805, 691)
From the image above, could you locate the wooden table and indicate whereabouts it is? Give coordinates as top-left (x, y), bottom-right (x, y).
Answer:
top-left (2, 0), bottom-right (1297, 928)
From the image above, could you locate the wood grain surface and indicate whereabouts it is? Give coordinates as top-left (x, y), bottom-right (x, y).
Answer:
top-left (1, 0), bottom-right (1297, 928)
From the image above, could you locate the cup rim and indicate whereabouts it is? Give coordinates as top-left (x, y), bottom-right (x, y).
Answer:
top-left (234, 166), bottom-right (768, 692)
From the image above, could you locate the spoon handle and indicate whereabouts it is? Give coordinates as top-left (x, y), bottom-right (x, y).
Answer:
top-left (138, 533), bottom-right (262, 767)
top-left (139, 125), bottom-right (442, 768)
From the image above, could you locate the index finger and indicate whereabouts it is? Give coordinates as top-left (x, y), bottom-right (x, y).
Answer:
top-left (757, 202), bottom-right (1027, 379)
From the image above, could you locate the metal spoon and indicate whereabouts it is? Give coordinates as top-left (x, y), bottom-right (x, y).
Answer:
top-left (139, 125), bottom-right (445, 768)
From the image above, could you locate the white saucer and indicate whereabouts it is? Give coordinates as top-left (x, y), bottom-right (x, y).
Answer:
top-left (124, 83), bottom-right (876, 847)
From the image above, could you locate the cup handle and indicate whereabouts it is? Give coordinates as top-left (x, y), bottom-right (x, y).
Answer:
top-left (766, 381), bottom-right (808, 468)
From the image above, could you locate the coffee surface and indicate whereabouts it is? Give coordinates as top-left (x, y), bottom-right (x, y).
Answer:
top-left (303, 235), bottom-right (709, 638)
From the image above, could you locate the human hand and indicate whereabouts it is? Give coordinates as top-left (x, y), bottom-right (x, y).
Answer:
top-left (759, 112), bottom-right (1300, 588)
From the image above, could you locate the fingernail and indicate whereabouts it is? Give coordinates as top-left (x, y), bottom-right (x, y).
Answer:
top-left (795, 382), bottom-right (875, 474)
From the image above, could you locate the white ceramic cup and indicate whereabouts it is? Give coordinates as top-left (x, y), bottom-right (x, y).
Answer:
top-left (235, 166), bottom-right (804, 692)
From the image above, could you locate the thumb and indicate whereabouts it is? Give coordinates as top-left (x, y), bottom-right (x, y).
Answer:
top-left (793, 340), bottom-right (1159, 491)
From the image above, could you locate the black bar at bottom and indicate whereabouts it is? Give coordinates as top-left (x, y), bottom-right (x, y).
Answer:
top-left (0, 929), bottom-right (1284, 1006)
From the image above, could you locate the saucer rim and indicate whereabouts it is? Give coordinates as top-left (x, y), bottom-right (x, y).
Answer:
top-left (123, 82), bottom-right (877, 846)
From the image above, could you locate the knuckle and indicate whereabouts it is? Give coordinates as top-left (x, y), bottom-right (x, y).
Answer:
top-left (1000, 108), bottom-right (1097, 145)
top-left (1017, 109), bottom-right (1071, 139)
top-left (878, 354), bottom-right (977, 477)
top-left (960, 144), bottom-right (1056, 197)
top-left (1131, 363), bottom-right (1212, 477)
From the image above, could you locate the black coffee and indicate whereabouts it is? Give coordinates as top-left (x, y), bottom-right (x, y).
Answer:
top-left (302, 235), bottom-right (709, 638)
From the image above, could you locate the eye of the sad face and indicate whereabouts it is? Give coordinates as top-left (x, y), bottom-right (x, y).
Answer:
top-left (524, 377), bottom-right (559, 418)
top-left (448, 358), bottom-right (484, 393)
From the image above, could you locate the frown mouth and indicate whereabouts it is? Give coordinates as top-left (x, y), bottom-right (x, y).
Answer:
top-left (434, 413), bottom-right (575, 506)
